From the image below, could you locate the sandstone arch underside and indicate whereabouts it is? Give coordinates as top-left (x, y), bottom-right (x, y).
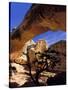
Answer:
top-left (10, 4), bottom-right (66, 61)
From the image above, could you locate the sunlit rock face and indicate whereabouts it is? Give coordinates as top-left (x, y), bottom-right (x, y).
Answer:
top-left (10, 39), bottom-right (48, 64)
top-left (35, 40), bottom-right (48, 53)
top-left (28, 39), bottom-right (48, 63)
top-left (10, 39), bottom-right (35, 64)
top-left (15, 40), bottom-right (36, 64)
top-left (9, 63), bottom-right (29, 86)
top-left (22, 39), bottom-right (35, 61)
top-left (21, 39), bottom-right (48, 63)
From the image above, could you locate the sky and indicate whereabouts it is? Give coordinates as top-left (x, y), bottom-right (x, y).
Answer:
top-left (33, 30), bottom-right (66, 47)
top-left (10, 2), bottom-right (66, 46)
top-left (10, 2), bottom-right (32, 32)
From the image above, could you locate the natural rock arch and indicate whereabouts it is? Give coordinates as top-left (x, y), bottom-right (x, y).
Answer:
top-left (10, 4), bottom-right (66, 62)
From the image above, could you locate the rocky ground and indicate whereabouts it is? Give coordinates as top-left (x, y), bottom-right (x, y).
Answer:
top-left (9, 40), bottom-right (66, 88)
